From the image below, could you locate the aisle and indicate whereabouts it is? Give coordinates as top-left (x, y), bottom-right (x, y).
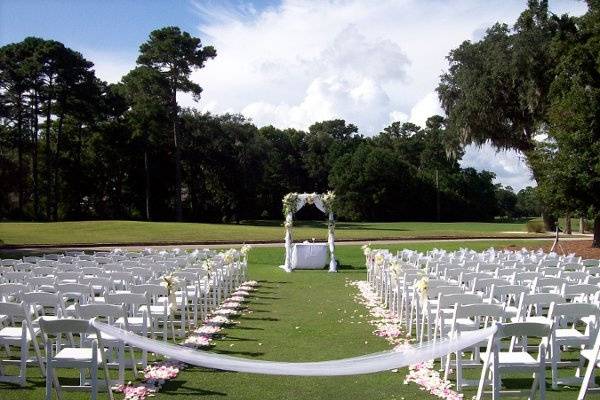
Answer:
top-left (158, 247), bottom-right (430, 400)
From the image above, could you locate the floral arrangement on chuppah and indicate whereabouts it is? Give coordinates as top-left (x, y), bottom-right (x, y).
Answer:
top-left (280, 191), bottom-right (337, 273)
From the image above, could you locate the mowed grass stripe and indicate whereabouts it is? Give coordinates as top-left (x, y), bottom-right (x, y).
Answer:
top-left (0, 220), bottom-right (541, 246)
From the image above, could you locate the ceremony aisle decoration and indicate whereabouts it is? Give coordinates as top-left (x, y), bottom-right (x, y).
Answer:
top-left (113, 247), bottom-right (258, 400)
top-left (351, 280), bottom-right (463, 400)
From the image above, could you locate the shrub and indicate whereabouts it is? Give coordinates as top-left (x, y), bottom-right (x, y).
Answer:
top-left (526, 219), bottom-right (546, 233)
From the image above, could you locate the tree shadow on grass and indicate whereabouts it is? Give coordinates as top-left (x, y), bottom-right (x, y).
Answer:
top-left (161, 379), bottom-right (227, 396)
top-left (213, 349), bottom-right (265, 357)
top-left (240, 316), bottom-right (279, 322)
top-left (220, 335), bottom-right (257, 342)
top-left (235, 325), bottom-right (264, 331)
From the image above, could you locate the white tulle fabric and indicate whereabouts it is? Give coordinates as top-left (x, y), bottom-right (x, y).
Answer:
top-left (91, 320), bottom-right (496, 376)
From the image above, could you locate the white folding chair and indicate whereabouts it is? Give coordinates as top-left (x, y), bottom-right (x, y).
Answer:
top-left (0, 301), bottom-right (45, 385)
top-left (476, 322), bottom-right (551, 400)
top-left (76, 303), bottom-right (136, 384)
top-left (444, 303), bottom-right (507, 390)
top-left (548, 302), bottom-right (600, 389)
top-left (40, 318), bottom-right (113, 400)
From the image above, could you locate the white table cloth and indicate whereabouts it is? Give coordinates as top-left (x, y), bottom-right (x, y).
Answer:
top-left (291, 242), bottom-right (328, 269)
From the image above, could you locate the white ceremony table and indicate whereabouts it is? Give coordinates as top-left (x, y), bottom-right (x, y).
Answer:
top-left (291, 242), bottom-right (328, 269)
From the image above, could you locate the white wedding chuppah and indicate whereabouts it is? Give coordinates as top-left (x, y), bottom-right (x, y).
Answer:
top-left (280, 192), bottom-right (337, 272)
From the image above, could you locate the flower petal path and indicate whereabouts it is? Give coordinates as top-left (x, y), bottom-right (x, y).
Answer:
top-left (114, 280), bottom-right (259, 400)
top-left (350, 280), bottom-right (463, 400)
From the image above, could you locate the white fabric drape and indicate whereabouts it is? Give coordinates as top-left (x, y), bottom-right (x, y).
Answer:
top-left (327, 212), bottom-right (336, 272)
top-left (91, 319), bottom-right (496, 376)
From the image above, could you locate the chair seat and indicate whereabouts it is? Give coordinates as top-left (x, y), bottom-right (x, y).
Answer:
top-left (555, 328), bottom-right (587, 341)
top-left (52, 347), bottom-right (102, 364)
top-left (443, 318), bottom-right (479, 329)
top-left (85, 332), bottom-right (120, 342)
top-left (483, 351), bottom-right (539, 366)
top-left (511, 316), bottom-right (551, 324)
top-left (139, 305), bottom-right (172, 316)
top-left (0, 326), bottom-right (40, 342)
top-left (116, 317), bottom-right (151, 328)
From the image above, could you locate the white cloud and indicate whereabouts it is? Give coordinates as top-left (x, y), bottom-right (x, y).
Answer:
top-left (83, 49), bottom-right (135, 84)
top-left (460, 143), bottom-right (535, 191)
top-left (408, 92), bottom-right (443, 127)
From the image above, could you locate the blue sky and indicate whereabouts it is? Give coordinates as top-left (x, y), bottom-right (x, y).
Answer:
top-left (0, 0), bottom-right (277, 52)
top-left (0, 0), bottom-right (589, 190)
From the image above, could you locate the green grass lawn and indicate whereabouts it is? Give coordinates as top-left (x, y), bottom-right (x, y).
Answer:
top-left (0, 220), bottom-right (550, 246)
top-left (5, 239), bottom-right (584, 400)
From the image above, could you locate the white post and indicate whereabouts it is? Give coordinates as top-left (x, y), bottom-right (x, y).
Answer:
top-left (283, 213), bottom-right (293, 272)
top-left (328, 212), bottom-right (337, 272)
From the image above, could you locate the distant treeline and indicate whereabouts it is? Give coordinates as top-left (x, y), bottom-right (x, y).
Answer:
top-left (0, 35), bottom-right (537, 223)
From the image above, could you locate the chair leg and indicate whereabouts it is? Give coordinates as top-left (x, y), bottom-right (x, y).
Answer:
top-left (551, 340), bottom-right (558, 389)
top-left (577, 359), bottom-right (595, 400)
top-left (118, 345), bottom-right (125, 384)
top-left (90, 365), bottom-right (98, 400)
top-left (476, 355), bottom-right (490, 400)
top-left (45, 365), bottom-right (53, 400)
top-left (19, 341), bottom-right (28, 386)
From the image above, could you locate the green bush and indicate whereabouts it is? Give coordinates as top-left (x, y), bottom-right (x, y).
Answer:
top-left (526, 219), bottom-right (546, 233)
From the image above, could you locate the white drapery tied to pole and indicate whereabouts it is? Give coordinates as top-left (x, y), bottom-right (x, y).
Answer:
top-left (91, 319), bottom-right (496, 376)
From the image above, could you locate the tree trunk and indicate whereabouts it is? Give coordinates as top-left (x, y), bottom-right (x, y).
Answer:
top-left (52, 111), bottom-right (64, 221)
top-left (593, 216), bottom-right (600, 248)
top-left (542, 212), bottom-right (556, 232)
top-left (580, 217), bottom-right (585, 234)
top-left (75, 123), bottom-right (83, 218)
top-left (44, 78), bottom-right (53, 220)
top-left (16, 96), bottom-right (24, 216)
top-left (144, 146), bottom-right (151, 221)
top-left (565, 212), bottom-right (572, 235)
top-left (172, 87), bottom-right (183, 221)
top-left (31, 91), bottom-right (40, 220)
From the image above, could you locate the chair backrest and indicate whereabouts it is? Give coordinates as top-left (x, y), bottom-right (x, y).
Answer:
top-left (583, 259), bottom-right (600, 267)
top-left (560, 271), bottom-right (589, 283)
top-left (105, 292), bottom-right (149, 317)
top-left (32, 266), bottom-right (55, 276)
top-left (533, 277), bottom-right (567, 293)
top-left (0, 282), bottom-right (30, 301)
top-left (2, 271), bottom-right (30, 283)
top-left (0, 301), bottom-right (29, 319)
top-left (495, 321), bottom-right (551, 339)
top-left (561, 283), bottom-right (599, 301)
top-left (427, 285), bottom-right (463, 300)
top-left (76, 303), bottom-right (127, 326)
top-left (438, 293), bottom-right (482, 308)
top-left (549, 302), bottom-right (600, 325)
top-left (454, 303), bottom-right (507, 320)
top-left (473, 278), bottom-right (510, 294)
top-left (561, 263), bottom-right (583, 272)
top-left (39, 318), bottom-right (92, 335)
top-left (477, 264), bottom-right (501, 273)
top-left (489, 284), bottom-right (530, 305)
top-left (23, 291), bottom-right (64, 309)
top-left (516, 292), bottom-right (564, 321)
